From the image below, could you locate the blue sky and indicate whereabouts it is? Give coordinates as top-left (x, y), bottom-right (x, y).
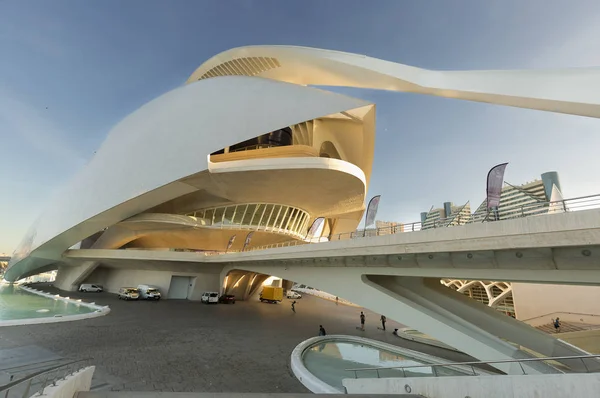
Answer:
top-left (1, 0), bottom-right (600, 255)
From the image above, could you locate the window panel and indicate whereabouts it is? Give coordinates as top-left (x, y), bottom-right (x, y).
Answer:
top-left (290, 210), bottom-right (301, 233)
top-left (213, 207), bottom-right (225, 226)
top-left (258, 204), bottom-right (273, 228)
top-left (279, 207), bottom-right (291, 230)
top-left (285, 209), bottom-right (297, 230)
top-left (204, 209), bottom-right (214, 225)
top-left (242, 204), bottom-right (256, 225)
top-left (263, 205), bottom-right (276, 229)
top-left (233, 204), bottom-right (247, 225)
top-left (272, 206), bottom-right (284, 230)
top-left (223, 206), bottom-right (236, 225)
top-left (249, 204), bottom-right (263, 226)
top-left (187, 204), bottom-right (308, 236)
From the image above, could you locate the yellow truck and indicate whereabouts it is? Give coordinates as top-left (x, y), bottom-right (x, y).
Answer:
top-left (259, 286), bottom-right (283, 303)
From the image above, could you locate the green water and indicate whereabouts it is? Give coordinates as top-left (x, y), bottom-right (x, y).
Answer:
top-left (0, 283), bottom-right (96, 321)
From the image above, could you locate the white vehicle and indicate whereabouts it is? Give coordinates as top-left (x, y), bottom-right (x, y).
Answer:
top-left (118, 287), bottom-right (140, 300)
top-left (137, 284), bottom-right (161, 300)
top-left (286, 290), bottom-right (302, 299)
top-left (79, 284), bottom-right (103, 293)
top-left (201, 291), bottom-right (219, 304)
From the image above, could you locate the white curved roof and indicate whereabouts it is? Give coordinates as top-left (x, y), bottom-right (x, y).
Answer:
top-left (5, 75), bottom-right (372, 281)
top-left (188, 45), bottom-right (600, 118)
top-left (7, 45), bottom-right (600, 281)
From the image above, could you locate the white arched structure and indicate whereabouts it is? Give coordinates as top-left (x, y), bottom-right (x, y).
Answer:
top-left (6, 45), bottom-right (600, 374)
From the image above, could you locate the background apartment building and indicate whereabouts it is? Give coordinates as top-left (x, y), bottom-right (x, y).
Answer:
top-left (469, 171), bottom-right (562, 222)
top-left (420, 202), bottom-right (472, 230)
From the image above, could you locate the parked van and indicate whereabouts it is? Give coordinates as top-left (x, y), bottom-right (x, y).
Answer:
top-left (79, 284), bottom-right (103, 293)
top-left (118, 287), bottom-right (140, 300)
top-left (201, 291), bottom-right (219, 304)
top-left (137, 285), bottom-right (161, 300)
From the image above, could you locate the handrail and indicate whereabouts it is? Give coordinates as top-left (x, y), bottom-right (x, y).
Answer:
top-left (242, 192), bottom-right (600, 253)
top-left (345, 353), bottom-right (600, 378)
top-left (0, 358), bottom-right (92, 396)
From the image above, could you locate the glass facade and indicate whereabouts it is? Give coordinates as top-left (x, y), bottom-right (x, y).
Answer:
top-left (188, 203), bottom-right (311, 239)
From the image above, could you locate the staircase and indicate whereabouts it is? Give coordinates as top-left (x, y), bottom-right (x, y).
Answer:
top-left (535, 321), bottom-right (592, 334)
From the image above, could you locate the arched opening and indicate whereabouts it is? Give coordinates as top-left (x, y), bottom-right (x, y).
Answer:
top-left (319, 141), bottom-right (341, 159)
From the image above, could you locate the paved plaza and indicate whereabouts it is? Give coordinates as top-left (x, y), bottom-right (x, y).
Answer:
top-left (0, 285), bottom-right (481, 393)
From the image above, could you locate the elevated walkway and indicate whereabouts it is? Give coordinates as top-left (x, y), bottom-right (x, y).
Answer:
top-left (66, 207), bottom-right (600, 285)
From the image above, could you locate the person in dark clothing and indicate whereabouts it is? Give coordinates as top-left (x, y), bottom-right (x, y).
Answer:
top-left (319, 325), bottom-right (327, 336)
top-left (553, 317), bottom-right (561, 333)
top-left (392, 328), bottom-right (399, 336)
top-left (380, 315), bottom-right (387, 331)
top-left (359, 311), bottom-right (366, 330)
top-left (291, 300), bottom-right (296, 313)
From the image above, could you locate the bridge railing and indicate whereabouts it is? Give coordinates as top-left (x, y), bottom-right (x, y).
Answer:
top-left (239, 193), bottom-right (600, 253)
top-left (0, 358), bottom-right (93, 398)
top-left (345, 353), bottom-right (600, 378)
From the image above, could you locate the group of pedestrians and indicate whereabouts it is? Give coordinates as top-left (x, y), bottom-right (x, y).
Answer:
top-left (290, 296), bottom-right (398, 338)
top-left (358, 312), bottom-right (399, 336)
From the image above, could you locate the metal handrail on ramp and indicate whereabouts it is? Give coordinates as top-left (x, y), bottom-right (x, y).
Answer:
top-left (346, 353), bottom-right (600, 379)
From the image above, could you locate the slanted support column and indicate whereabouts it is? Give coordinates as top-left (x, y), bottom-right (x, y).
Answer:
top-left (231, 264), bottom-right (599, 374)
top-left (54, 261), bottom-right (100, 291)
top-left (243, 273), bottom-right (258, 299)
top-left (367, 275), bottom-right (599, 373)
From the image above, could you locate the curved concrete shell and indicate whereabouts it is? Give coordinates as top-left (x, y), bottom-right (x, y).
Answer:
top-left (189, 45), bottom-right (600, 118)
top-left (7, 45), bottom-right (600, 284)
top-left (6, 72), bottom-right (374, 281)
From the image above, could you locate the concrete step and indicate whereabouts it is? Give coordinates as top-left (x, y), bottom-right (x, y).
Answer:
top-left (77, 392), bottom-right (425, 398)
top-left (536, 321), bottom-right (589, 334)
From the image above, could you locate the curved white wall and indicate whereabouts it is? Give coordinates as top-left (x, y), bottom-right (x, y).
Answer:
top-left (6, 76), bottom-right (372, 281)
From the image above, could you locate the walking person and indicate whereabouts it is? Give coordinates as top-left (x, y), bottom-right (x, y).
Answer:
top-left (335, 296), bottom-right (339, 305)
top-left (380, 315), bottom-right (387, 331)
top-left (291, 300), bottom-right (296, 313)
top-left (553, 317), bottom-right (561, 333)
top-left (319, 325), bottom-right (327, 336)
top-left (360, 311), bottom-right (366, 330)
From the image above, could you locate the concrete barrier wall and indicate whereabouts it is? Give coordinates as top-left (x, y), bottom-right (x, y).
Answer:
top-left (343, 373), bottom-right (600, 397)
top-left (31, 366), bottom-right (95, 398)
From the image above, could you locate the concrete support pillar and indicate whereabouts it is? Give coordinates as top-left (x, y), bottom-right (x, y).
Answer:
top-left (243, 273), bottom-right (258, 299)
top-left (282, 279), bottom-right (294, 292)
top-left (54, 261), bottom-right (100, 292)
top-left (367, 275), bottom-right (598, 373)
top-left (247, 274), bottom-right (268, 299)
top-left (221, 271), bottom-right (270, 300)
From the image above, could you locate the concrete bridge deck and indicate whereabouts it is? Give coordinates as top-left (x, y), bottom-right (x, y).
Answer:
top-left (64, 208), bottom-right (600, 285)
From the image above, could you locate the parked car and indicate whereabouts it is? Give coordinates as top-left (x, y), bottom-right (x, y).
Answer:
top-left (218, 294), bottom-right (236, 304)
top-left (201, 291), bottom-right (219, 304)
top-left (79, 284), bottom-right (103, 293)
top-left (286, 290), bottom-right (302, 299)
top-left (118, 287), bottom-right (140, 300)
top-left (137, 284), bottom-right (161, 300)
